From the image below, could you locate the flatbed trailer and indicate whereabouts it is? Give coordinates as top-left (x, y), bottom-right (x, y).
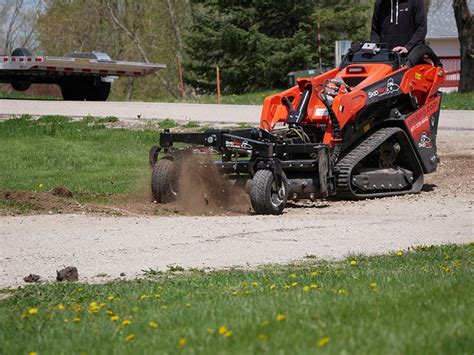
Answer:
top-left (0, 48), bottom-right (165, 101)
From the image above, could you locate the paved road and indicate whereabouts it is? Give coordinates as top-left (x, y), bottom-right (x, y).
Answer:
top-left (0, 99), bottom-right (472, 129)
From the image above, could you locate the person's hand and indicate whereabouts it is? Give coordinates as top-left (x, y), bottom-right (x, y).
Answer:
top-left (393, 46), bottom-right (408, 54)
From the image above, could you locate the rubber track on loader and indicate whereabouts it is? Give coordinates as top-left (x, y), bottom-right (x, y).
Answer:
top-left (335, 127), bottom-right (408, 199)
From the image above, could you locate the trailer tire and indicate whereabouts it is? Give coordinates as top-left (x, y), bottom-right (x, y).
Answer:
top-left (60, 80), bottom-right (110, 101)
top-left (86, 82), bottom-right (111, 101)
top-left (250, 170), bottom-right (289, 215)
top-left (60, 81), bottom-right (86, 101)
top-left (152, 159), bottom-right (178, 203)
top-left (10, 48), bottom-right (32, 91)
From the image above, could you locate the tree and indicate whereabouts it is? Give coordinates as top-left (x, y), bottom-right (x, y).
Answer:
top-left (0, 0), bottom-right (43, 54)
top-left (315, 4), bottom-right (371, 67)
top-left (453, 0), bottom-right (473, 92)
top-left (184, 0), bottom-right (370, 94)
top-left (184, 0), bottom-right (315, 93)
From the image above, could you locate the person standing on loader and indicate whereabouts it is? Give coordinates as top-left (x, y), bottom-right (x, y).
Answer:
top-left (370, 0), bottom-right (427, 54)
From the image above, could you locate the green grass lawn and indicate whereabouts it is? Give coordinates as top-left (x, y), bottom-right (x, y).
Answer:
top-left (0, 115), bottom-right (158, 194)
top-left (0, 91), bottom-right (60, 100)
top-left (441, 92), bottom-right (474, 110)
top-left (0, 244), bottom-right (472, 354)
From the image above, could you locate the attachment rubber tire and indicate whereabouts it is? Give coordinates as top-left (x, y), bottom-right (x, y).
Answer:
top-left (151, 159), bottom-right (178, 203)
top-left (250, 170), bottom-right (289, 215)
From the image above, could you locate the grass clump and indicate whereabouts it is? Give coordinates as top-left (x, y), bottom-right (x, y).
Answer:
top-left (183, 121), bottom-right (200, 128)
top-left (0, 244), bottom-right (472, 354)
top-left (82, 115), bottom-right (119, 124)
top-left (158, 118), bottom-right (179, 129)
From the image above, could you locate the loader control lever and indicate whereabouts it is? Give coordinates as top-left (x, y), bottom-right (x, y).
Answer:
top-left (285, 87), bottom-right (312, 127)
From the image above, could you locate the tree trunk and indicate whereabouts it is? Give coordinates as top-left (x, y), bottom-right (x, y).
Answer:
top-left (453, 0), bottom-right (473, 92)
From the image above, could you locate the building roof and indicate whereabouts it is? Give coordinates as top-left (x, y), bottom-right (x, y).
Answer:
top-left (427, 0), bottom-right (474, 39)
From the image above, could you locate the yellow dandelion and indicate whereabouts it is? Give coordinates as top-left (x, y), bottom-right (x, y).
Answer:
top-left (73, 317), bottom-right (81, 323)
top-left (89, 302), bottom-right (100, 314)
top-left (350, 260), bottom-right (357, 266)
top-left (107, 295), bottom-right (115, 301)
top-left (258, 334), bottom-right (268, 341)
top-left (218, 325), bottom-right (229, 335)
top-left (270, 284), bottom-right (277, 290)
top-left (38, 183), bottom-right (43, 188)
top-left (149, 321), bottom-right (159, 329)
top-left (276, 314), bottom-right (286, 321)
top-left (251, 281), bottom-right (258, 287)
top-left (338, 288), bottom-right (347, 295)
top-left (28, 352), bottom-right (38, 355)
top-left (283, 284), bottom-right (291, 289)
top-left (111, 315), bottom-right (119, 322)
top-left (396, 250), bottom-right (404, 257)
top-left (311, 271), bottom-right (319, 277)
top-left (185, 303), bottom-right (192, 308)
top-left (310, 283), bottom-right (318, 289)
top-left (291, 282), bottom-right (298, 287)
top-left (290, 273), bottom-right (297, 279)
top-left (178, 338), bottom-right (187, 348)
top-left (303, 286), bottom-right (310, 292)
top-left (370, 282), bottom-right (377, 290)
top-left (155, 294), bottom-right (161, 299)
top-left (121, 319), bottom-right (131, 326)
top-left (444, 267), bottom-right (451, 273)
top-left (140, 294), bottom-right (150, 300)
top-left (232, 291), bottom-right (238, 296)
top-left (223, 330), bottom-right (232, 337)
top-left (318, 337), bottom-right (330, 347)
top-left (28, 308), bottom-right (38, 315)
top-left (106, 309), bottom-right (114, 316)
top-left (125, 333), bottom-right (136, 342)
top-left (57, 304), bottom-right (65, 310)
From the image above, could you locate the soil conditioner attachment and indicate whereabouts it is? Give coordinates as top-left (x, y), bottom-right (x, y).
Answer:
top-left (150, 43), bottom-right (445, 214)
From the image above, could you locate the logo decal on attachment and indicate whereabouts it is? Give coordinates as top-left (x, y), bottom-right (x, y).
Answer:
top-left (225, 140), bottom-right (253, 150)
top-left (418, 132), bottom-right (432, 149)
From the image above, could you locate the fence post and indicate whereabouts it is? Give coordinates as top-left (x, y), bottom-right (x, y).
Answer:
top-left (177, 58), bottom-right (185, 99)
top-left (216, 66), bottom-right (221, 104)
